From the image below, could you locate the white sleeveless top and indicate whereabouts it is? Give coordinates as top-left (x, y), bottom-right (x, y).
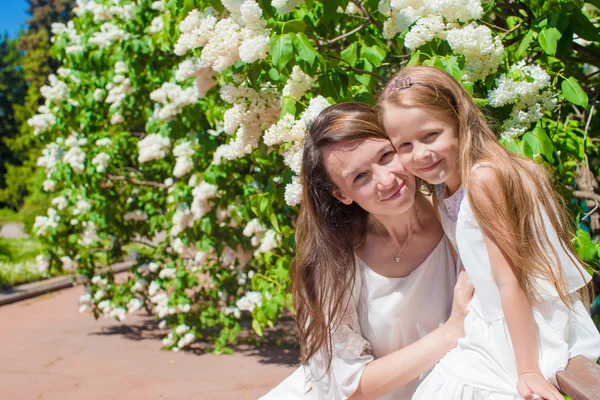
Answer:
top-left (434, 183), bottom-right (590, 321)
top-left (262, 236), bottom-right (457, 400)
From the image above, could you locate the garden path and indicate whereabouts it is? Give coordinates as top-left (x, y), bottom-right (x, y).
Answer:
top-left (0, 284), bottom-right (297, 399)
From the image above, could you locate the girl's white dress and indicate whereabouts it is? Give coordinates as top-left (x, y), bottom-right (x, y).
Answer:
top-left (262, 236), bottom-right (457, 399)
top-left (412, 183), bottom-right (600, 399)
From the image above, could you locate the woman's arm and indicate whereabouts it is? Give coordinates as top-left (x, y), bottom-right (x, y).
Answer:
top-left (349, 269), bottom-right (473, 400)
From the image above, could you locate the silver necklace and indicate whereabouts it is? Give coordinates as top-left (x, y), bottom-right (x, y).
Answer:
top-left (371, 210), bottom-right (420, 263)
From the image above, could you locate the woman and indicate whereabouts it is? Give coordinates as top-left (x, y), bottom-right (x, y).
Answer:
top-left (263, 103), bottom-right (473, 399)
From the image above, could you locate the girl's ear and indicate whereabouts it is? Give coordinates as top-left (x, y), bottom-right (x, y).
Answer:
top-left (333, 189), bottom-right (354, 205)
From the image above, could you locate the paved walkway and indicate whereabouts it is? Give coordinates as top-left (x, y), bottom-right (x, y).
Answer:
top-left (0, 285), bottom-right (297, 399)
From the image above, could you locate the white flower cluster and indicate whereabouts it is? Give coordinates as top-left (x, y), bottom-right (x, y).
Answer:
top-left (105, 61), bottom-right (134, 125)
top-left (170, 203), bottom-right (194, 237)
top-left (174, 1), bottom-right (270, 70)
top-left (51, 195), bottom-right (69, 210)
top-left (282, 65), bottom-right (317, 101)
top-left (92, 152), bottom-right (110, 173)
top-left (254, 229), bottom-right (280, 256)
top-left (40, 75), bottom-right (70, 104)
top-left (50, 21), bottom-right (84, 54)
top-left (272, 0), bottom-right (304, 14)
top-left (236, 290), bottom-right (271, 313)
top-left (37, 142), bottom-right (63, 176)
top-left (28, 105), bottom-right (56, 136)
top-left (63, 133), bottom-right (88, 174)
top-left (33, 208), bottom-right (60, 236)
top-left (36, 254), bottom-right (51, 274)
top-left (73, 197), bottom-right (92, 215)
top-left (123, 210), bottom-right (148, 222)
top-left (379, 0), bottom-right (502, 81)
top-left (74, 0), bottom-right (136, 22)
top-left (488, 62), bottom-right (557, 139)
top-left (149, 16), bottom-right (164, 33)
top-left (173, 140), bottom-right (195, 178)
top-left (338, 3), bottom-right (363, 15)
top-left (264, 96), bottom-right (330, 205)
top-left (137, 134), bottom-right (171, 163)
top-left (78, 221), bottom-right (98, 247)
top-left (150, 82), bottom-right (198, 121)
top-left (95, 137), bottom-right (112, 147)
top-left (89, 22), bottom-right (129, 48)
top-left (215, 84), bottom-right (280, 161)
top-left (285, 175), bottom-right (302, 206)
top-left (221, 245), bottom-right (252, 270)
top-left (175, 58), bottom-right (217, 98)
top-left (243, 218), bottom-right (265, 246)
top-left (191, 181), bottom-right (218, 220)
top-left (78, 292), bottom-right (92, 313)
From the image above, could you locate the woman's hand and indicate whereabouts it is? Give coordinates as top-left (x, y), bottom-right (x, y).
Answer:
top-left (446, 267), bottom-right (474, 338)
top-left (517, 371), bottom-right (563, 400)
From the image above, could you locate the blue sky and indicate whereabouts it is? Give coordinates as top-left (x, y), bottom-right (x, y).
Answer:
top-left (1, 0), bottom-right (29, 38)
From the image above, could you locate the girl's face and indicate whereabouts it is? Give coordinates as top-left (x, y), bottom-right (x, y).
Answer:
top-left (382, 106), bottom-right (460, 187)
top-left (323, 138), bottom-right (417, 216)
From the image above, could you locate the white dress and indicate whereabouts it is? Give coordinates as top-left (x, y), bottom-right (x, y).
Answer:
top-left (412, 183), bottom-right (600, 399)
top-left (262, 236), bottom-right (457, 400)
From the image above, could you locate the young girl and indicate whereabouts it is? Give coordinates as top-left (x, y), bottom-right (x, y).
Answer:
top-left (378, 65), bottom-right (600, 399)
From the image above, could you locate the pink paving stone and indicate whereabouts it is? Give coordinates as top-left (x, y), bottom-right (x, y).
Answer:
top-left (0, 285), bottom-right (297, 399)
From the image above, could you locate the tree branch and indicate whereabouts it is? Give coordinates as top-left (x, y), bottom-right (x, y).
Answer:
top-left (327, 23), bottom-right (367, 44)
top-left (573, 190), bottom-right (600, 203)
top-left (105, 174), bottom-right (166, 189)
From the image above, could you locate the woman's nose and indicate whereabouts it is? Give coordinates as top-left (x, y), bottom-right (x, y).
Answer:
top-left (375, 168), bottom-right (395, 190)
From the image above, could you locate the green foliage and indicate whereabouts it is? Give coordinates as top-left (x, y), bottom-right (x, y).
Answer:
top-left (18, 0), bottom-right (600, 353)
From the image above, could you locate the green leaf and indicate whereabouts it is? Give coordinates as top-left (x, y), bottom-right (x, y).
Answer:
top-left (281, 96), bottom-right (296, 117)
top-left (574, 229), bottom-right (598, 261)
top-left (292, 33), bottom-right (317, 66)
top-left (360, 44), bottom-right (386, 67)
top-left (269, 213), bottom-right (280, 232)
top-left (282, 20), bottom-right (306, 34)
top-left (354, 60), bottom-right (372, 86)
top-left (270, 34), bottom-right (294, 71)
top-left (561, 77), bottom-right (588, 108)
top-left (538, 27), bottom-right (562, 55)
top-left (252, 318), bottom-right (263, 337)
top-left (569, 12), bottom-right (600, 42)
top-left (341, 42), bottom-right (358, 67)
top-left (516, 30), bottom-right (535, 57)
top-left (549, 10), bottom-right (569, 33)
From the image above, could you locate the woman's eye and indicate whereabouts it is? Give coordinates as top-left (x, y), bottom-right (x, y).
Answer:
top-left (353, 173), bottom-right (366, 183)
top-left (380, 151), bottom-right (395, 162)
top-left (398, 142), bottom-right (410, 149)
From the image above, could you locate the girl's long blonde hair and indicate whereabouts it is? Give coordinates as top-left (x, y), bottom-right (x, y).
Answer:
top-left (377, 65), bottom-right (588, 309)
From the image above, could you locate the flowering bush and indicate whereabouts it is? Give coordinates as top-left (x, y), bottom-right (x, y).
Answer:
top-left (29, 0), bottom-right (600, 352)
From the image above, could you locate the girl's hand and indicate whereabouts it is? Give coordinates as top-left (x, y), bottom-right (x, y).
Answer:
top-left (446, 267), bottom-right (474, 337)
top-left (516, 371), bottom-right (563, 400)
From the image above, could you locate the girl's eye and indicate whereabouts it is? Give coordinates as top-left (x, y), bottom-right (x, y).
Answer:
top-left (424, 132), bottom-right (438, 139)
top-left (353, 172), bottom-right (366, 183)
top-left (398, 142), bottom-right (411, 149)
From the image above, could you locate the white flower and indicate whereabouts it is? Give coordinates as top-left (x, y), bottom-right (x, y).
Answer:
top-left (191, 182), bottom-right (218, 220)
top-left (404, 15), bottom-right (446, 50)
top-left (123, 210), bottom-right (148, 222)
top-left (109, 307), bottom-right (127, 321)
top-left (282, 141), bottom-right (303, 175)
top-left (254, 229), bottom-right (280, 256)
top-left (151, 1), bottom-right (165, 11)
top-left (73, 198), bottom-right (91, 215)
top-left (149, 262), bottom-right (160, 273)
top-left (27, 105), bottom-right (56, 136)
top-left (175, 59), bottom-right (217, 98)
top-left (148, 281), bottom-right (161, 297)
top-left (159, 267), bottom-right (177, 280)
top-left (225, 306), bottom-right (241, 319)
top-left (33, 208), bottom-right (60, 236)
top-left (132, 278), bottom-right (148, 292)
top-left (40, 75), bottom-right (70, 104)
top-left (92, 152), bottom-right (110, 173)
top-left (127, 298), bottom-right (144, 313)
top-left (177, 332), bottom-right (196, 348)
top-left (445, 23), bottom-right (504, 82)
top-left (137, 134), bottom-right (171, 163)
top-left (63, 146), bottom-right (86, 174)
top-left (89, 23), bottom-right (129, 48)
top-left (60, 256), bottom-right (77, 271)
top-left (272, 0), bottom-right (304, 14)
top-left (36, 254), bottom-right (51, 274)
top-left (175, 324), bottom-right (190, 335)
top-left (172, 140), bottom-right (195, 178)
top-left (162, 332), bottom-right (175, 346)
top-left (150, 16), bottom-right (164, 33)
top-left (95, 138), bottom-right (112, 147)
top-left (300, 96), bottom-right (331, 125)
top-left (282, 65), bottom-right (317, 101)
top-left (150, 82), bottom-right (199, 121)
top-left (174, 9), bottom-right (218, 56)
top-left (236, 291), bottom-right (263, 312)
top-left (43, 179), bottom-right (56, 192)
top-left (171, 203), bottom-right (195, 236)
top-left (284, 176), bottom-right (302, 206)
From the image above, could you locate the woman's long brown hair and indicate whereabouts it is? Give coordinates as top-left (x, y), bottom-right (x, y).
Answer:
top-left (377, 65), bottom-right (588, 310)
top-left (292, 102), bottom-right (389, 368)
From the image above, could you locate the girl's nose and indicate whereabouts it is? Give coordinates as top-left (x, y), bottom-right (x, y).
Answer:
top-left (414, 143), bottom-right (431, 161)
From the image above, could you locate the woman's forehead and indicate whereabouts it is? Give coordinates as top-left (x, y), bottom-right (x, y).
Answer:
top-left (322, 138), bottom-right (391, 176)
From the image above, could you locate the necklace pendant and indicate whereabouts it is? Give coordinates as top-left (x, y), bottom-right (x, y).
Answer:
top-left (395, 256), bottom-right (400, 263)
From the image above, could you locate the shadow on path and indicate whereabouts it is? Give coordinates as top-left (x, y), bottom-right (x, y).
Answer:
top-left (91, 312), bottom-right (300, 367)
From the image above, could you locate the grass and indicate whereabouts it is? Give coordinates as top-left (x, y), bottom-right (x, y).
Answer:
top-left (0, 209), bottom-right (24, 223)
top-left (0, 237), bottom-right (48, 290)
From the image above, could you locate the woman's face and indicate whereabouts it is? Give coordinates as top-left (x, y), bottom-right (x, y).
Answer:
top-left (382, 105), bottom-right (460, 186)
top-left (323, 138), bottom-right (417, 216)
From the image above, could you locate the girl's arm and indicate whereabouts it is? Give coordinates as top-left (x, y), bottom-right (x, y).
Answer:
top-left (349, 269), bottom-right (473, 400)
top-left (470, 169), bottom-right (563, 400)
